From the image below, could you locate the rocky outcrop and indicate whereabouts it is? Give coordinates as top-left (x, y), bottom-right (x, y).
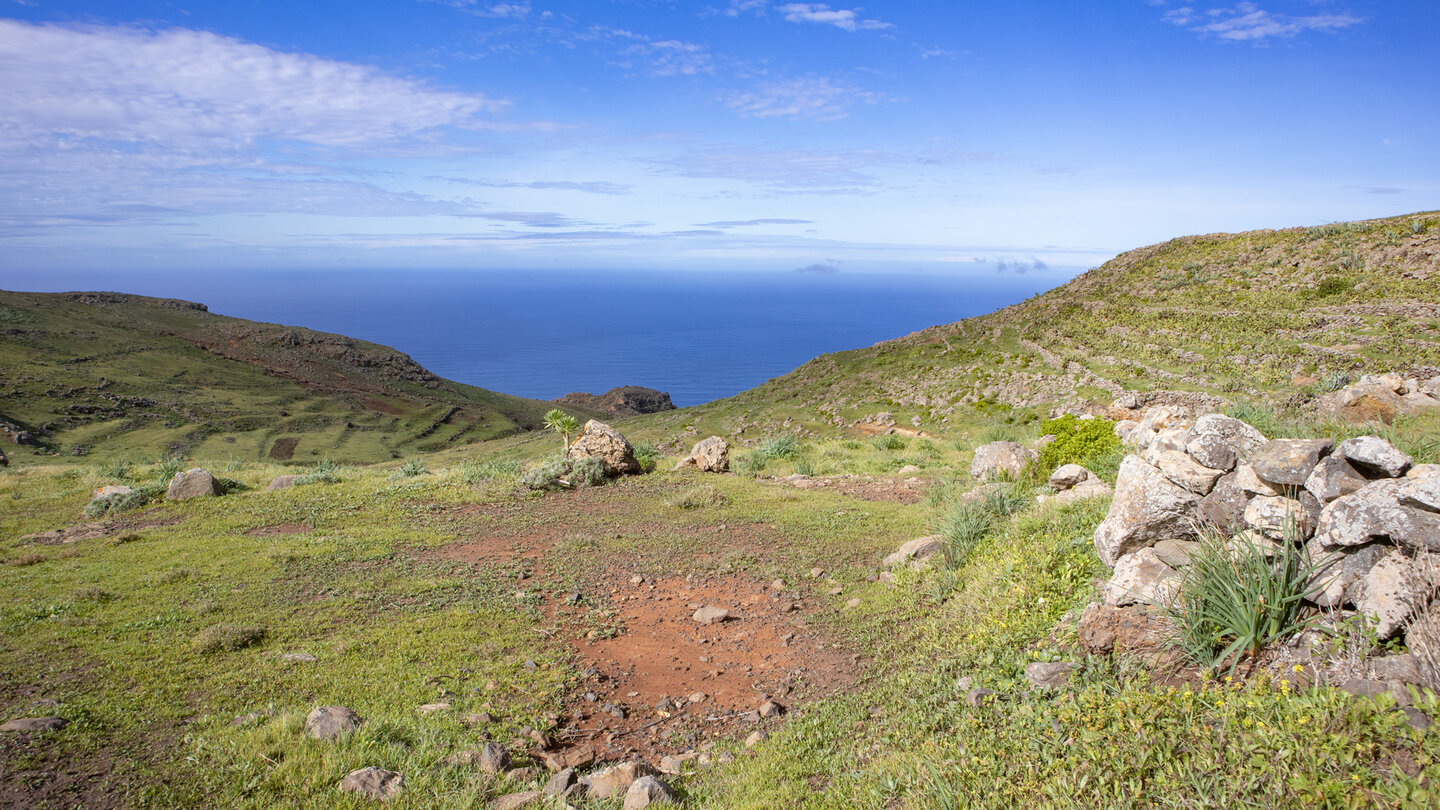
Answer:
top-left (554, 386), bottom-right (677, 417)
top-left (1095, 420), bottom-right (1440, 640)
top-left (675, 436), bottom-right (729, 472)
top-left (1316, 374), bottom-right (1440, 424)
top-left (566, 420), bottom-right (641, 476)
top-left (970, 441), bottom-right (1035, 481)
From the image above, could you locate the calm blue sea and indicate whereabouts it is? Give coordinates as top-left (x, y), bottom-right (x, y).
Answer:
top-left (2, 269), bottom-right (1074, 407)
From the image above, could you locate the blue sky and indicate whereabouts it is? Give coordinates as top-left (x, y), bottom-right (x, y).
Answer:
top-left (1, 0), bottom-right (1436, 276)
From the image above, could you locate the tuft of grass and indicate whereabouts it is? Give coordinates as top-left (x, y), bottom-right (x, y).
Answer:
top-left (84, 484), bottom-right (164, 517)
top-left (396, 458), bottom-right (428, 478)
top-left (668, 484), bottom-right (728, 510)
top-left (192, 624), bottom-right (266, 654)
top-left (459, 457), bottom-right (521, 485)
top-left (295, 458), bottom-right (343, 486)
top-left (935, 482), bottom-right (1030, 570)
top-left (1165, 524), bottom-right (1317, 675)
top-left (8, 552), bottom-right (47, 567)
top-left (756, 435), bottom-right (800, 461)
top-left (871, 435), bottom-right (906, 451)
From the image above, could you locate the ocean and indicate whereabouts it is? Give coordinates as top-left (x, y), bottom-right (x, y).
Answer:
top-left (2, 269), bottom-right (1076, 407)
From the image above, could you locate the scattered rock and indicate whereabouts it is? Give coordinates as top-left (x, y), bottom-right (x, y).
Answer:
top-left (758, 699), bottom-right (784, 718)
top-left (745, 730), bottom-right (767, 747)
top-left (279, 652), bottom-right (317, 663)
top-left (1048, 464), bottom-right (1092, 491)
top-left (566, 420), bottom-right (641, 476)
top-left (267, 475), bottom-right (299, 491)
top-left (970, 441), bottom-right (1036, 481)
top-left (478, 742), bottom-right (512, 775)
top-left (489, 791), bottom-right (544, 810)
top-left (581, 761), bottom-right (663, 800)
top-left (675, 436), bottom-right (730, 473)
top-left (417, 702), bottom-right (451, 715)
top-left (1024, 662), bottom-right (1081, 688)
top-left (692, 606), bottom-right (730, 625)
top-left (464, 712), bottom-right (494, 727)
top-left (965, 687), bottom-right (995, 706)
top-left (304, 705), bottom-right (361, 740)
top-left (882, 535), bottom-right (944, 569)
top-left (0, 716), bottom-right (67, 733)
top-left (338, 767), bottom-right (404, 801)
top-left (166, 468), bottom-right (220, 501)
top-left (91, 485), bottom-right (133, 501)
top-left (624, 775), bottom-right (677, 809)
top-left (1402, 707), bottom-right (1432, 731)
top-left (544, 768), bottom-right (578, 797)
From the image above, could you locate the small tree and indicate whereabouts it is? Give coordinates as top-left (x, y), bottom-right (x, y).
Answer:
top-left (543, 409), bottom-right (581, 451)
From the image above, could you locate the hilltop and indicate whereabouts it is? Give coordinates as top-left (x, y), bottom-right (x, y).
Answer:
top-left (0, 290), bottom-right (601, 464)
top-left (632, 211), bottom-right (1440, 449)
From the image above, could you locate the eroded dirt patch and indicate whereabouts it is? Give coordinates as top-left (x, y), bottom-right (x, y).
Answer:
top-left (774, 473), bottom-right (929, 504)
top-left (21, 512), bottom-right (182, 545)
top-left (268, 436), bottom-right (300, 460)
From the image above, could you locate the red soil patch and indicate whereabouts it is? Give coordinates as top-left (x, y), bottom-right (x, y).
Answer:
top-left (268, 436), bottom-right (300, 460)
top-left (362, 397), bottom-right (405, 415)
top-left (556, 573), bottom-right (855, 764)
top-left (775, 473), bottom-right (929, 504)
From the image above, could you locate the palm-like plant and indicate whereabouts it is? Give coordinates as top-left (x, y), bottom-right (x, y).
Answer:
top-left (543, 409), bottom-right (581, 451)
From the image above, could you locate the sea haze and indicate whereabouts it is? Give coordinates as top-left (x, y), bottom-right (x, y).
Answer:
top-left (3, 269), bottom-right (1076, 407)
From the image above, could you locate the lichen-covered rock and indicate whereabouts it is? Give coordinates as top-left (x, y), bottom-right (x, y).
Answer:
top-left (882, 535), bottom-right (944, 569)
top-left (1243, 495), bottom-right (1315, 540)
top-left (1314, 479), bottom-right (1440, 551)
top-left (1401, 464), bottom-right (1440, 512)
top-left (1103, 547), bottom-right (1179, 607)
top-left (166, 468), bottom-right (220, 501)
top-left (1304, 456), bottom-right (1369, 504)
top-left (1142, 427), bottom-right (1193, 464)
top-left (623, 775), bottom-right (677, 809)
top-left (1198, 471), bottom-right (1249, 533)
top-left (1235, 464), bottom-right (1282, 497)
top-left (305, 705), bottom-right (362, 740)
top-left (339, 767), bottom-right (404, 801)
top-left (1351, 548), bottom-right (1428, 639)
top-left (1249, 439), bottom-right (1333, 489)
top-left (1306, 540), bottom-right (1388, 609)
top-left (1335, 436), bottom-right (1412, 478)
top-left (1024, 661), bottom-right (1081, 688)
top-left (970, 441), bottom-right (1035, 480)
top-left (1048, 464), bottom-right (1092, 491)
top-left (581, 761), bottom-right (663, 800)
top-left (1316, 380), bottom-right (1406, 424)
top-left (567, 420), bottom-right (641, 476)
top-left (1152, 538), bottom-right (1200, 568)
top-left (674, 436), bottom-right (729, 472)
top-left (1183, 414), bottom-right (1267, 471)
top-left (1154, 450), bottom-right (1225, 495)
top-left (1077, 603), bottom-right (1175, 656)
top-left (1093, 456), bottom-right (1201, 567)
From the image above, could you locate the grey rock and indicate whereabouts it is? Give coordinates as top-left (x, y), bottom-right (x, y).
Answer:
top-left (166, 468), bottom-right (220, 501)
top-left (1142, 427), bottom-right (1193, 464)
top-left (267, 475), bottom-right (299, 491)
top-left (1024, 661), bottom-right (1081, 688)
top-left (692, 606), bottom-right (730, 625)
top-left (675, 436), bottom-right (729, 473)
top-left (304, 705), bottom-right (361, 740)
top-left (489, 791), bottom-right (544, 810)
top-left (1304, 456), bottom-right (1369, 504)
top-left (745, 729), bottom-right (768, 747)
top-left (1335, 436), bottom-right (1412, 478)
top-left (1235, 464), bottom-right (1282, 497)
top-left (1093, 456), bottom-right (1201, 567)
top-left (543, 768), bottom-right (578, 797)
top-left (1152, 538), bottom-right (1200, 568)
top-left (624, 775), bottom-right (677, 809)
top-left (1198, 472), bottom-right (1249, 533)
top-left (1401, 464), bottom-right (1440, 512)
top-left (0, 716), bottom-right (67, 733)
top-left (479, 742), bottom-right (512, 775)
top-left (1370, 653), bottom-right (1423, 685)
top-left (965, 687), bottom-right (995, 706)
top-left (1305, 540), bottom-right (1388, 609)
top-left (759, 698), bottom-right (785, 717)
top-left (1048, 464), bottom-right (1092, 492)
top-left (1244, 495), bottom-right (1313, 540)
top-left (970, 441), bottom-right (1036, 481)
top-left (1315, 479), bottom-right (1440, 552)
top-left (338, 767), bottom-right (404, 801)
top-left (882, 535), bottom-right (944, 569)
top-left (1044, 477), bottom-right (1113, 504)
top-left (1352, 548), bottom-right (1427, 639)
top-left (1402, 707), bottom-right (1432, 730)
top-left (581, 761), bottom-right (663, 801)
top-left (1103, 547), bottom-right (1179, 607)
top-left (1183, 414), bottom-right (1267, 471)
top-left (1154, 449), bottom-right (1226, 495)
top-left (1250, 439), bottom-right (1333, 488)
top-left (566, 420), bottom-right (641, 476)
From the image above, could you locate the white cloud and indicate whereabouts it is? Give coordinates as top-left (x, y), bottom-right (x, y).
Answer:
top-left (657, 145), bottom-right (892, 193)
top-left (777, 3), bottom-right (891, 32)
top-left (0, 20), bottom-right (506, 152)
top-left (722, 0), bottom-right (768, 17)
top-left (1161, 3), bottom-right (1362, 41)
top-left (726, 76), bottom-right (884, 121)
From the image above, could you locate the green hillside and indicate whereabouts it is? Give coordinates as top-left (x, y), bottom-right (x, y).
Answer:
top-left (0, 291), bottom-right (595, 464)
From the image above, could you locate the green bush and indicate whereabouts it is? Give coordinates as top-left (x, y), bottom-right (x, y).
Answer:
top-left (569, 456), bottom-right (607, 487)
top-left (83, 484), bottom-right (164, 517)
top-left (1166, 527), bottom-right (1317, 675)
top-left (1034, 414), bottom-right (1120, 475)
top-left (755, 435), bottom-right (799, 461)
top-left (1315, 276), bottom-right (1353, 297)
top-left (871, 435), bottom-right (906, 451)
top-left (632, 441), bottom-right (661, 473)
top-left (520, 456), bottom-right (607, 491)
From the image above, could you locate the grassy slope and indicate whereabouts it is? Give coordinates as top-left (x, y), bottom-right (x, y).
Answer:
top-left (623, 212), bottom-right (1440, 450)
top-left (0, 291), bottom-right (599, 465)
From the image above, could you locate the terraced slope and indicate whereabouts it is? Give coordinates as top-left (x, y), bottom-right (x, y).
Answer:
top-left (0, 291), bottom-right (595, 463)
top-left (634, 212), bottom-right (1440, 447)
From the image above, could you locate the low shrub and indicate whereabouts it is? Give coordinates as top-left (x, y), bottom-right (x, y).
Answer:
top-left (1033, 414), bottom-right (1120, 476)
top-left (520, 456), bottom-right (607, 491)
top-left (396, 459), bottom-right (428, 478)
top-left (632, 441), bottom-right (661, 473)
top-left (83, 484), bottom-right (164, 517)
top-left (871, 435), bottom-right (906, 451)
top-left (295, 459), bottom-right (342, 486)
top-left (756, 435), bottom-right (800, 461)
top-left (669, 484), bottom-right (728, 509)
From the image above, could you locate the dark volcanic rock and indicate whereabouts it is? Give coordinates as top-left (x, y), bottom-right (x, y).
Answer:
top-left (553, 386), bottom-right (676, 417)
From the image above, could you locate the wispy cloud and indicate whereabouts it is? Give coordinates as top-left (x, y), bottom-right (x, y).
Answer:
top-left (795, 260), bottom-right (840, 274)
top-left (726, 76), bottom-right (885, 120)
top-left (1160, 2), bottom-right (1362, 41)
top-left (719, 0), bottom-right (768, 17)
top-left (467, 210), bottom-right (582, 227)
top-left (657, 146), bottom-right (891, 193)
top-left (778, 3), bottom-right (892, 32)
top-left (423, 0), bottom-right (532, 17)
top-left (990, 257), bottom-right (1049, 274)
top-left (440, 178), bottom-right (634, 195)
top-left (697, 218), bottom-right (814, 227)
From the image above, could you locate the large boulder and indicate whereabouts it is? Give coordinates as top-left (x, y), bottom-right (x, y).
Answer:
top-left (1093, 456), bottom-right (1202, 567)
top-left (1183, 414), bottom-right (1267, 471)
top-left (1102, 547), bottom-right (1179, 607)
top-left (1334, 436), bottom-right (1412, 478)
top-left (567, 420), bottom-right (641, 476)
top-left (970, 441), bottom-right (1035, 480)
top-left (166, 468), bottom-right (220, 501)
top-left (1249, 439), bottom-right (1332, 489)
top-left (1350, 548), bottom-right (1432, 640)
top-left (674, 436), bottom-right (729, 472)
top-left (1314, 479), bottom-right (1440, 551)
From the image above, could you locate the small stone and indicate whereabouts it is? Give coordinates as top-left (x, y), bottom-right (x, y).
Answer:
top-left (1025, 661), bottom-right (1081, 688)
top-left (279, 652), bottom-right (317, 663)
top-left (230, 712), bottom-right (265, 727)
top-left (688, 692), bottom-right (706, 704)
top-left (544, 768), bottom-right (578, 796)
top-left (267, 475), bottom-right (299, 491)
top-left (827, 586), bottom-right (843, 596)
top-left (0, 716), bottom-right (67, 733)
top-left (758, 699), bottom-right (784, 718)
top-left (1402, 707), bottom-right (1432, 731)
top-left (745, 730), bottom-right (767, 747)
top-left (582, 761), bottom-right (663, 800)
top-left (338, 766), bottom-right (404, 801)
top-left (166, 468), bottom-right (221, 501)
top-left (846, 598), bottom-right (861, 608)
top-left (965, 687), bottom-right (995, 706)
top-left (770, 579), bottom-right (785, 591)
top-left (693, 606), bottom-right (730, 625)
top-left (479, 742), bottom-right (512, 775)
top-left (810, 567), bottom-right (824, 578)
top-left (464, 712), bottom-right (494, 726)
top-left (505, 766), bottom-right (540, 783)
top-left (418, 702), bottom-right (451, 715)
top-left (655, 697), bottom-right (677, 713)
top-left (624, 775), bottom-right (677, 809)
top-left (489, 791), bottom-right (544, 810)
top-left (304, 705), bottom-right (361, 740)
